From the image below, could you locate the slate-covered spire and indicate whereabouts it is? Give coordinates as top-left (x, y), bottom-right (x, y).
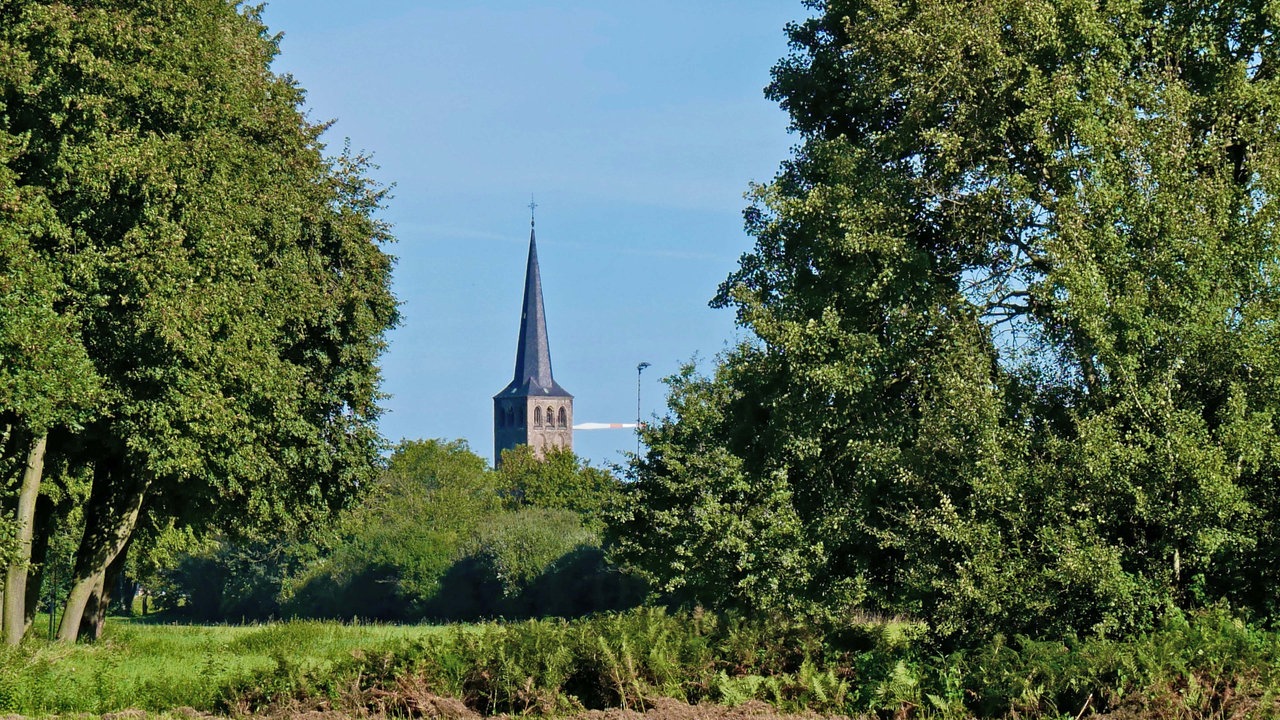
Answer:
top-left (501, 225), bottom-right (570, 397)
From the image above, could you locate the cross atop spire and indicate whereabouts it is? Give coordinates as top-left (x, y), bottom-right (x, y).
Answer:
top-left (528, 194), bottom-right (537, 228)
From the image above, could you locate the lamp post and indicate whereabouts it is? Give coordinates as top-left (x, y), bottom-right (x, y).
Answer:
top-left (636, 362), bottom-right (651, 458)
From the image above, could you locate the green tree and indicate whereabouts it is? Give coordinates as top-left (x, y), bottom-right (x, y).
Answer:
top-left (0, 131), bottom-right (100, 645)
top-left (447, 507), bottom-right (595, 614)
top-left (285, 439), bottom-right (501, 620)
top-left (284, 439), bottom-right (639, 621)
top-left (617, 0), bottom-right (1280, 640)
top-left (497, 445), bottom-right (620, 528)
top-left (609, 364), bottom-right (817, 615)
top-left (0, 0), bottom-right (396, 641)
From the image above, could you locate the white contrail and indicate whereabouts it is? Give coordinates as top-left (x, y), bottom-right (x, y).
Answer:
top-left (573, 422), bottom-right (641, 430)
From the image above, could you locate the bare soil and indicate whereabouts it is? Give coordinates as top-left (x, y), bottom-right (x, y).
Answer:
top-left (228, 697), bottom-right (862, 720)
top-left (571, 698), bottom-right (859, 720)
top-left (209, 696), bottom-right (860, 717)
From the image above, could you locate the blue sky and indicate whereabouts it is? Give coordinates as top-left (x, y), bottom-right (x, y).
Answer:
top-left (259, 2), bottom-right (805, 467)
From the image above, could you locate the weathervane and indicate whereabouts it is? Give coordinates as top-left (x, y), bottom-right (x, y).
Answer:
top-left (529, 195), bottom-right (537, 228)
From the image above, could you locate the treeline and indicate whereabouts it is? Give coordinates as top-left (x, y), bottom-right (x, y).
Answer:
top-left (0, 1), bottom-right (396, 643)
top-left (11, 0), bottom-right (1280, 656)
top-left (611, 0), bottom-right (1280, 645)
top-left (133, 441), bottom-right (642, 623)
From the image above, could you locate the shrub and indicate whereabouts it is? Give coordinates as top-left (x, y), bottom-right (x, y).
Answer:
top-left (219, 607), bottom-right (889, 716)
top-left (215, 606), bottom-right (1280, 719)
top-left (278, 441), bottom-right (638, 623)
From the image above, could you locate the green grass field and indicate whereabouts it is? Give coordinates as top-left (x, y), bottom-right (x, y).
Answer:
top-left (0, 615), bottom-right (457, 714)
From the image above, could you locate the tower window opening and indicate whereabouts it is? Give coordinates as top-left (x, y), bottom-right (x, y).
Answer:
top-left (534, 406), bottom-right (543, 426)
top-left (558, 407), bottom-right (567, 427)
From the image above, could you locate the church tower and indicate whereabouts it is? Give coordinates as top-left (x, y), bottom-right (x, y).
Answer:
top-left (493, 215), bottom-right (572, 465)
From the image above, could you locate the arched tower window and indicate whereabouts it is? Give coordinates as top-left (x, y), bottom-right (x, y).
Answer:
top-left (534, 406), bottom-right (543, 426)
top-left (558, 407), bottom-right (567, 427)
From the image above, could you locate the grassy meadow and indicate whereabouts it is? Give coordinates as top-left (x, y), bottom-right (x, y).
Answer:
top-left (0, 616), bottom-right (455, 714)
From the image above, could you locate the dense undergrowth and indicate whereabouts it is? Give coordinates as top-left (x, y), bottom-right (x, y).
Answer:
top-left (0, 606), bottom-right (1277, 718)
top-left (222, 602), bottom-right (1280, 712)
top-left (221, 606), bottom-right (1280, 718)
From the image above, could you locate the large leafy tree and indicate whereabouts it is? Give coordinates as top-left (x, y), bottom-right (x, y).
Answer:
top-left (615, 0), bottom-right (1280, 639)
top-left (0, 0), bottom-right (397, 641)
top-left (0, 159), bottom-right (99, 644)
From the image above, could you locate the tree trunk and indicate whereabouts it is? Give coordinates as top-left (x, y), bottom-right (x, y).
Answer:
top-left (23, 495), bottom-right (55, 634)
top-left (79, 535), bottom-right (132, 642)
top-left (77, 572), bottom-right (106, 642)
top-left (57, 457), bottom-right (148, 643)
top-left (3, 433), bottom-right (46, 645)
top-left (116, 573), bottom-right (139, 618)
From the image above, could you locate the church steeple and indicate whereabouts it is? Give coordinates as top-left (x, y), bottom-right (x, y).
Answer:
top-left (494, 212), bottom-right (573, 466)
top-left (504, 227), bottom-right (569, 396)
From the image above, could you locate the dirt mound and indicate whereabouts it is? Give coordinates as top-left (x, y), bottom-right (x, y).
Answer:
top-left (575, 698), bottom-right (857, 720)
top-left (256, 697), bottom-right (857, 720)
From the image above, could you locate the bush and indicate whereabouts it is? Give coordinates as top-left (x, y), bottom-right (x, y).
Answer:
top-left (219, 607), bottom-right (895, 716)
top-left (216, 607), bottom-right (1280, 719)
top-left (281, 441), bottom-right (639, 622)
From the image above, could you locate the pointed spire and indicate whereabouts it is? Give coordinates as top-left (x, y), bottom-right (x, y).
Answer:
top-left (500, 222), bottom-right (570, 398)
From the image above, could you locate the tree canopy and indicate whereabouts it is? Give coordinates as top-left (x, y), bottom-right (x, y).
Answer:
top-left (266, 440), bottom-right (638, 622)
top-left (614, 0), bottom-right (1280, 640)
top-left (0, 0), bottom-right (397, 642)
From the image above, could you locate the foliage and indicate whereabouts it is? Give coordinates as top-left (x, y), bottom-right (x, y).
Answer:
top-left (0, 160), bottom-right (99, 439)
top-left (143, 528), bottom-right (319, 622)
top-left (614, 0), bottom-right (1280, 641)
top-left (127, 523), bottom-right (214, 614)
top-left (0, 607), bottom-right (1271, 718)
top-left (469, 508), bottom-right (594, 595)
top-left (497, 446), bottom-right (620, 528)
top-left (284, 439), bottom-right (500, 620)
top-left (217, 607), bottom-right (1280, 719)
top-left (2, 0), bottom-right (395, 524)
top-left (221, 607), bottom-right (881, 717)
top-left (29, 459), bottom-right (89, 615)
top-left (427, 507), bottom-right (621, 621)
top-left (0, 0), bottom-right (398, 640)
top-left (267, 439), bottom-right (636, 622)
top-left (609, 364), bottom-right (818, 616)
